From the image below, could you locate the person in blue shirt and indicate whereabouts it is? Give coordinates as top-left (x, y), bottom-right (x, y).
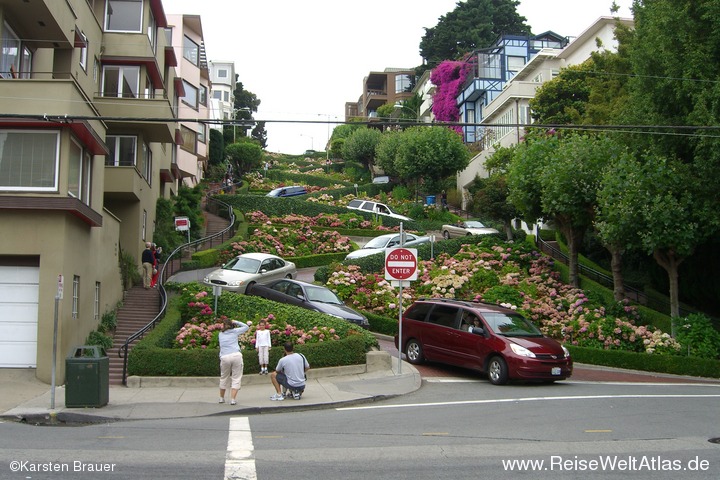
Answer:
top-left (218, 318), bottom-right (249, 405)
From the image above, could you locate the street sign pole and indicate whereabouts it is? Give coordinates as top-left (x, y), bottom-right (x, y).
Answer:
top-left (50, 275), bottom-right (63, 410)
top-left (398, 223), bottom-right (404, 374)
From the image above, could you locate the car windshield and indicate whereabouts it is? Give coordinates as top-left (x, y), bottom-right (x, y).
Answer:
top-left (363, 236), bottom-right (394, 249)
top-left (482, 313), bottom-right (543, 337)
top-left (465, 221), bottom-right (487, 228)
top-left (305, 285), bottom-right (342, 304)
top-left (223, 256), bottom-right (261, 273)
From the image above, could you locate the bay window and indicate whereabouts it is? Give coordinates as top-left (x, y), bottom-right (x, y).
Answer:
top-left (105, 0), bottom-right (143, 33)
top-left (0, 130), bottom-right (59, 190)
top-left (105, 135), bottom-right (137, 166)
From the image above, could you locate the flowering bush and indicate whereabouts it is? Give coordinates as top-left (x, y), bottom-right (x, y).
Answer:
top-left (326, 242), bottom-right (682, 356)
top-left (218, 223), bottom-right (352, 264)
top-left (430, 59), bottom-right (474, 131)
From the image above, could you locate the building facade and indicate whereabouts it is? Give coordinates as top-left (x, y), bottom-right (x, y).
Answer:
top-left (0, 0), bottom-right (186, 382)
top-left (208, 60), bottom-right (236, 131)
top-left (456, 17), bottom-right (633, 208)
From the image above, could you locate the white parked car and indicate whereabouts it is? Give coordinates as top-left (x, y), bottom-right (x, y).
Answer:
top-left (347, 199), bottom-right (412, 221)
top-left (345, 233), bottom-right (431, 260)
top-left (441, 220), bottom-right (500, 239)
top-left (203, 252), bottom-right (297, 293)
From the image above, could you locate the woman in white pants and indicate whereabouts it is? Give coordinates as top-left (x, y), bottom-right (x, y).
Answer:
top-left (218, 318), bottom-right (249, 405)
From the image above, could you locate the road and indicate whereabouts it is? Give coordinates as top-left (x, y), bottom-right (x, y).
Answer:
top-left (1, 378), bottom-right (718, 479)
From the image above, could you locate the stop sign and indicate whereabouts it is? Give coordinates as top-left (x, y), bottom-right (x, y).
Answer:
top-left (385, 248), bottom-right (418, 281)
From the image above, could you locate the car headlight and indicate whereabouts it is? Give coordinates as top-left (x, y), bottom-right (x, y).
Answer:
top-left (203, 276), bottom-right (209, 283)
top-left (510, 343), bottom-right (536, 358)
top-left (561, 345), bottom-right (570, 358)
top-left (228, 280), bottom-right (244, 287)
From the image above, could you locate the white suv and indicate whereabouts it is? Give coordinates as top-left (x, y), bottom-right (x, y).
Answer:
top-left (347, 199), bottom-right (412, 221)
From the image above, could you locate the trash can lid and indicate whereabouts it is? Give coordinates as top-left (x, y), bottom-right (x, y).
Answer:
top-left (69, 345), bottom-right (105, 358)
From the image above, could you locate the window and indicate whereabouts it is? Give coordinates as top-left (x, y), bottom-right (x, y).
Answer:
top-left (142, 209), bottom-right (147, 241)
top-left (20, 45), bottom-right (32, 79)
top-left (395, 74), bottom-right (413, 94)
top-left (0, 130), bottom-right (59, 190)
top-left (140, 141), bottom-right (152, 184)
top-left (212, 90), bottom-right (222, 100)
top-left (83, 150), bottom-right (93, 204)
top-left (94, 282), bottom-right (101, 322)
top-left (78, 31), bottom-right (88, 71)
top-left (144, 74), bottom-right (155, 99)
top-left (72, 275), bottom-right (80, 319)
top-left (507, 55), bottom-right (525, 73)
top-left (68, 138), bottom-right (82, 198)
top-left (199, 85), bottom-right (207, 106)
top-left (198, 124), bottom-right (206, 143)
top-left (182, 80), bottom-right (198, 109)
top-left (147, 9), bottom-right (157, 53)
top-left (93, 57), bottom-right (99, 83)
top-left (105, 0), bottom-right (143, 33)
top-left (1, 21), bottom-right (21, 78)
top-left (223, 91), bottom-right (229, 102)
top-left (102, 65), bottom-right (139, 98)
top-left (183, 35), bottom-right (199, 66)
top-left (105, 135), bottom-right (137, 166)
top-left (180, 126), bottom-right (197, 153)
top-left (427, 305), bottom-right (459, 328)
top-left (218, 69), bottom-right (227, 78)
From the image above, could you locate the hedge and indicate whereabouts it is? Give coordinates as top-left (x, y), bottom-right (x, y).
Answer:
top-left (128, 292), bottom-right (375, 377)
top-left (568, 345), bottom-right (720, 378)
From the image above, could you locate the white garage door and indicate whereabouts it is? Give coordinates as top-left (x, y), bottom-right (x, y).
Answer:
top-left (0, 265), bottom-right (39, 367)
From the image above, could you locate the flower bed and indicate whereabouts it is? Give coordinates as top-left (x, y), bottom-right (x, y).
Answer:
top-left (326, 242), bottom-right (683, 356)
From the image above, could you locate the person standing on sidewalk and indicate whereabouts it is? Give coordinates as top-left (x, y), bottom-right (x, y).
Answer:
top-left (141, 242), bottom-right (154, 289)
top-left (255, 320), bottom-right (271, 374)
top-left (270, 342), bottom-right (309, 401)
top-left (218, 318), bottom-right (249, 405)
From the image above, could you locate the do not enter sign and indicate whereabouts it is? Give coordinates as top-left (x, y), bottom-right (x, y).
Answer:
top-left (385, 248), bottom-right (418, 281)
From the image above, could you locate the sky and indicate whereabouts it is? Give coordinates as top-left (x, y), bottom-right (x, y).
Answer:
top-left (162, 0), bottom-right (634, 155)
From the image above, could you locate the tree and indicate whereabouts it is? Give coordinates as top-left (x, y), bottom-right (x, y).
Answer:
top-left (225, 139), bottom-right (262, 176)
top-left (509, 133), bottom-right (613, 287)
top-left (375, 130), bottom-right (403, 178)
top-left (330, 124), bottom-right (362, 159)
top-left (594, 151), bottom-right (642, 301)
top-left (469, 146), bottom-right (518, 240)
top-left (395, 126), bottom-right (470, 193)
top-left (341, 127), bottom-right (383, 169)
top-left (251, 121), bottom-right (267, 149)
top-left (208, 128), bottom-right (224, 166)
top-left (420, 0), bottom-right (530, 68)
top-left (529, 62), bottom-right (593, 125)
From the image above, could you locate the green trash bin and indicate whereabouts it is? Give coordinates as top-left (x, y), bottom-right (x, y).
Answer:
top-left (65, 345), bottom-right (109, 408)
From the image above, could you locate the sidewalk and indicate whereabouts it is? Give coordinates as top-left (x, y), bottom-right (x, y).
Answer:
top-left (0, 351), bottom-right (422, 425)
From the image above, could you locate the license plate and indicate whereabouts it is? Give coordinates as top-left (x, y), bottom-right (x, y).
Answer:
top-left (551, 367), bottom-right (562, 376)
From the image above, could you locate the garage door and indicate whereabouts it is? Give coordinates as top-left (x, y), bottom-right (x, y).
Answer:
top-left (0, 265), bottom-right (39, 368)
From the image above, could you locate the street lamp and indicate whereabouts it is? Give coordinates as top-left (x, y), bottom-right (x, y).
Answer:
top-left (394, 102), bottom-right (422, 122)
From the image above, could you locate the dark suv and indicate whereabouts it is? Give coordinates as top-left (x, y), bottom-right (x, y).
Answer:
top-left (396, 298), bottom-right (572, 385)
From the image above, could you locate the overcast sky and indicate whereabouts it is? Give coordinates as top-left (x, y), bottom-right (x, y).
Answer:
top-left (162, 0), bottom-right (634, 155)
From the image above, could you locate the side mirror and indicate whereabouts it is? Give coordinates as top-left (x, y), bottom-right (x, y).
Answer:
top-left (259, 268), bottom-right (267, 273)
top-left (470, 326), bottom-right (485, 336)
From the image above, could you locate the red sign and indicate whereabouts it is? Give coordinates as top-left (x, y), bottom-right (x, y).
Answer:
top-left (385, 248), bottom-right (418, 281)
top-left (174, 216), bottom-right (190, 231)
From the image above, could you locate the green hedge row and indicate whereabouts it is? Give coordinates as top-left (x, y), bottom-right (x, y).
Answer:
top-left (219, 194), bottom-right (423, 231)
top-left (568, 345), bottom-right (720, 378)
top-left (266, 169), bottom-right (345, 188)
top-left (128, 293), bottom-right (374, 376)
top-left (305, 182), bottom-right (394, 199)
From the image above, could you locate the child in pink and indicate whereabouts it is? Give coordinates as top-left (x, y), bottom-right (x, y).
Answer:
top-left (255, 320), bottom-right (271, 374)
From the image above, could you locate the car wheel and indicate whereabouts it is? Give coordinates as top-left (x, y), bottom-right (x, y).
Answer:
top-left (405, 339), bottom-right (425, 365)
top-left (487, 356), bottom-right (509, 385)
top-left (466, 232), bottom-right (472, 236)
top-left (244, 281), bottom-right (256, 294)
top-left (285, 274), bottom-right (293, 278)
top-left (443, 230), bottom-right (450, 240)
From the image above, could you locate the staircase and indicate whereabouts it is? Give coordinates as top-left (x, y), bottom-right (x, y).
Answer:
top-left (201, 209), bottom-right (232, 249)
top-left (107, 286), bottom-right (161, 385)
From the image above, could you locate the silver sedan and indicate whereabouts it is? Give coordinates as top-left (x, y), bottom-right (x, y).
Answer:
top-left (345, 233), bottom-right (430, 260)
top-left (441, 220), bottom-right (500, 239)
top-left (203, 252), bottom-right (297, 293)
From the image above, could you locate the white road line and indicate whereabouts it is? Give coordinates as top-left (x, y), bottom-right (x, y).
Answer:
top-left (225, 417), bottom-right (257, 480)
top-left (337, 394), bottom-right (720, 411)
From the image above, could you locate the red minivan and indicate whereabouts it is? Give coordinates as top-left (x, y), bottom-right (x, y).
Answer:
top-left (396, 298), bottom-right (572, 385)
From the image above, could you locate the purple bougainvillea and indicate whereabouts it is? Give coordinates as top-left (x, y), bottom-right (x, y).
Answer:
top-left (430, 60), bottom-right (473, 128)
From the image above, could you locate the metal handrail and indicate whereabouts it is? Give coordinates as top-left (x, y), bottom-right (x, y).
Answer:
top-left (119, 186), bottom-right (237, 385)
top-left (534, 233), bottom-right (699, 318)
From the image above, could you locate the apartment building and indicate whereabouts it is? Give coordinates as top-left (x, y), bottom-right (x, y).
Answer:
top-left (208, 60), bottom-right (235, 131)
top-left (167, 13), bottom-right (210, 186)
top-left (455, 17), bottom-right (633, 208)
top-left (0, 0), bottom-right (186, 383)
top-left (346, 67), bottom-right (416, 121)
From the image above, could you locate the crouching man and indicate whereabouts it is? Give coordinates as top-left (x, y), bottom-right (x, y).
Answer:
top-left (270, 342), bottom-right (310, 401)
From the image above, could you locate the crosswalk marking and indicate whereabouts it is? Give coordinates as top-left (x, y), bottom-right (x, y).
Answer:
top-left (225, 417), bottom-right (257, 480)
